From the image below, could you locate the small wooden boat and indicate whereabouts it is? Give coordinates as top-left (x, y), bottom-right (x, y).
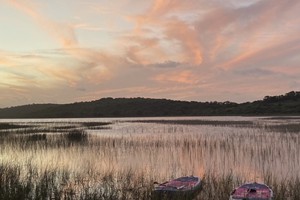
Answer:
top-left (229, 182), bottom-right (273, 200)
top-left (153, 176), bottom-right (201, 199)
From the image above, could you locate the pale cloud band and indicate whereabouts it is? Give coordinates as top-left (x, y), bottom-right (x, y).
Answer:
top-left (0, 0), bottom-right (300, 107)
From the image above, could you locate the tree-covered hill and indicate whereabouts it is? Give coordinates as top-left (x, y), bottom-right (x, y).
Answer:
top-left (0, 91), bottom-right (300, 118)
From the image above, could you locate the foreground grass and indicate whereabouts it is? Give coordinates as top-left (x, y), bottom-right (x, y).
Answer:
top-left (1, 163), bottom-right (300, 200)
top-left (0, 163), bottom-right (153, 200)
top-left (198, 173), bottom-right (300, 200)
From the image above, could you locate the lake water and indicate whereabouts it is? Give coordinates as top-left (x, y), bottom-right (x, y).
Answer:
top-left (1, 116), bottom-right (300, 185)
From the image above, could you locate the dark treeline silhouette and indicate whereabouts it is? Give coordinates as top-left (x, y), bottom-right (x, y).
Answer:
top-left (0, 91), bottom-right (300, 118)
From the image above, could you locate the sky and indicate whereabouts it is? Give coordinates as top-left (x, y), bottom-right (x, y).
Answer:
top-left (1, 0), bottom-right (300, 108)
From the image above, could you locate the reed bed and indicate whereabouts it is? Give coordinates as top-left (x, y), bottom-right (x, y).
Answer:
top-left (0, 122), bottom-right (32, 130)
top-left (0, 117), bottom-right (299, 199)
top-left (1, 163), bottom-right (300, 200)
top-left (128, 119), bottom-right (256, 127)
top-left (0, 162), bottom-right (153, 200)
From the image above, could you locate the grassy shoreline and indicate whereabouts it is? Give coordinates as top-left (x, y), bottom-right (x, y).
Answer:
top-left (1, 163), bottom-right (300, 200)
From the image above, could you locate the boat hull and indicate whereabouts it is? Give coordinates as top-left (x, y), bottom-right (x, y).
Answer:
top-left (153, 176), bottom-right (201, 199)
top-left (229, 182), bottom-right (273, 200)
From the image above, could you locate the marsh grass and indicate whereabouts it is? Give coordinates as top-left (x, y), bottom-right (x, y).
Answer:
top-left (0, 163), bottom-right (154, 200)
top-left (130, 119), bottom-right (300, 134)
top-left (27, 133), bottom-right (47, 142)
top-left (0, 117), bottom-right (300, 199)
top-left (0, 122), bottom-right (32, 130)
top-left (1, 164), bottom-right (300, 200)
top-left (0, 121), bottom-right (112, 135)
top-left (129, 119), bottom-right (255, 127)
top-left (266, 123), bottom-right (300, 133)
top-left (65, 130), bottom-right (88, 143)
top-left (191, 173), bottom-right (242, 200)
top-left (81, 122), bottom-right (112, 128)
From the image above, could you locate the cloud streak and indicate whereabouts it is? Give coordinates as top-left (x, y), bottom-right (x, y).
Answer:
top-left (1, 0), bottom-right (300, 107)
top-left (4, 0), bottom-right (117, 88)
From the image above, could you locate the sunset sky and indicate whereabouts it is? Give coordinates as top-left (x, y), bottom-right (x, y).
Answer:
top-left (1, 0), bottom-right (300, 108)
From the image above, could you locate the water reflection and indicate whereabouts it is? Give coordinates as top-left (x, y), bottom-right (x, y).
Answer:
top-left (0, 116), bottom-right (300, 184)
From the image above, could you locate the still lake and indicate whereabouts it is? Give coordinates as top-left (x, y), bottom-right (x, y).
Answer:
top-left (1, 116), bottom-right (299, 185)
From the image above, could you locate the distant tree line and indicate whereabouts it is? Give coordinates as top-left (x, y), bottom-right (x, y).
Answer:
top-left (0, 91), bottom-right (299, 118)
top-left (263, 91), bottom-right (300, 103)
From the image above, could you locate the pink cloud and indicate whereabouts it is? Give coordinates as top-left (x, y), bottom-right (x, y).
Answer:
top-left (126, 1), bottom-right (203, 63)
top-left (154, 70), bottom-right (200, 84)
top-left (2, 0), bottom-right (300, 107)
top-left (217, 0), bottom-right (300, 69)
top-left (5, 0), bottom-right (118, 87)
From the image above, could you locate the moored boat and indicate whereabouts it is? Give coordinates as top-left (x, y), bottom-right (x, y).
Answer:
top-left (229, 182), bottom-right (273, 200)
top-left (153, 176), bottom-right (201, 199)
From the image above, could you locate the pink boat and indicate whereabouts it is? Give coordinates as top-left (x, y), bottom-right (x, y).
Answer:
top-left (153, 176), bottom-right (201, 199)
top-left (230, 182), bottom-right (273, 200)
